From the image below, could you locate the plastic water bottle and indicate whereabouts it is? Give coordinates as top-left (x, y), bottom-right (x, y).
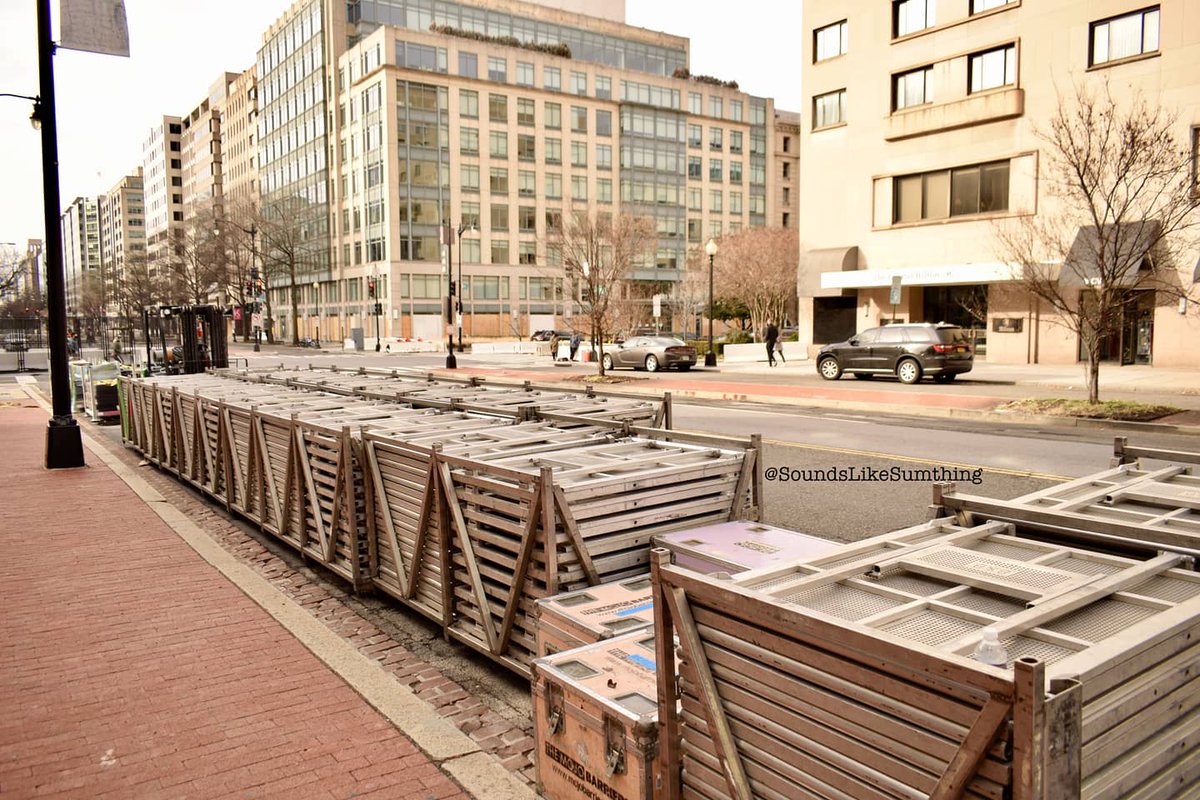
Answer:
top-left (973, 627), bottom-right (1009, 667)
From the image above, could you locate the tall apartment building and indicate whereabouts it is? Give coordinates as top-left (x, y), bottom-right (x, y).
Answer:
top-left (258, 0), bottom-right (793, 342)
top-left (99, 169), bottom-right (146, 315)
top-left (799, 0), bottom-right (1200, 368)
top-left (222, 67), bottom-right (261, 211)
top-left (181, 74), bottom-right (241, 220)
top-left (142, 116), bottom-right (184, 276)
top-left (61, 196), bottom-right (102, 314)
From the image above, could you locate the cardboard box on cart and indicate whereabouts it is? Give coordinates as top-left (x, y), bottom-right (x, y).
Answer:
top-left (534, 574), bottom-right (654, 658)
top-left (533, 630), bottom-right (661, 800)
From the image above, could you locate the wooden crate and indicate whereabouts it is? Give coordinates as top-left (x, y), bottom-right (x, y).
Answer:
top-left (932, 457), bottom-right (1200, 561)
top-left (535, 574), bottom-right (655, 658)
top-left (651, 519), bottom-right (1200, 800)
top-left (533, 630), bottom-right (662, 800)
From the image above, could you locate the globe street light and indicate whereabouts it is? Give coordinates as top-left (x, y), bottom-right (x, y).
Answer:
top-left (704, 238), bottom-right (718, 367)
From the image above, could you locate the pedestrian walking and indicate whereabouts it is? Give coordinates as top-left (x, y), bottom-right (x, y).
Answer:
top-left (775, 338), bottom-right (786, 364)
top-left (764, 319), bottom-right (779, 367)
top-left (549, 332), bottom-right (561, 362)
top-left (569, 332), bottom-right (582, 361)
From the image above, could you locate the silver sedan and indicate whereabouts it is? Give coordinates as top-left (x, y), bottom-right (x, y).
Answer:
top-left (601, 336), bottom-right (697, 372)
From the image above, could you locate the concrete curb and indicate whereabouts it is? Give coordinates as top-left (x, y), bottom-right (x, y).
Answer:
top-left (20, 384), bottom-right (535, 800)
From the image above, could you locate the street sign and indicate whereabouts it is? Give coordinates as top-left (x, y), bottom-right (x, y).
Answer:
top-left (652, 293), bottom-right (662, 318)
top-left (889, 276), bottom-right (903, 306)
top-left (251, 312), bottom-right (262, 328)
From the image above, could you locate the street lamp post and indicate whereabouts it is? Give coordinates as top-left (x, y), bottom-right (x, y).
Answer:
top-left (372, 272), bottom-right (381, 351)
top-left (312, 281), bottom-right (320, 347)
top-left (456, 222), bottom-right (477, 353)
top-left (704, 238), bottom-right (718, 367)
top-left (443, 224), bottom-right (456, 369)
top-left (215, 222), bottom-right (261, 352)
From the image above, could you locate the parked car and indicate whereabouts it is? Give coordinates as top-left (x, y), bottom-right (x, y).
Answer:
top-left (530, 329), bottom-right (572, 342)
top-left (816, 323), bottom-right (973, 385)
top-left (2, 334), bottom-right (29, 352)
top-left (601, 336), bottom-right (697, 372)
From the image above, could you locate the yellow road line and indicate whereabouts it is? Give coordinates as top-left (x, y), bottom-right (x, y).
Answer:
top-left (764, 440), bottom-right (1072, 482)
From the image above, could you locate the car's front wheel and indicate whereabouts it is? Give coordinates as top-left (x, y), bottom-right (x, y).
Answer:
top-left (897, 358), bottom-right (923, 385)
top-left (645, 354), bottom-right (660, 372)
top-left (601, 354), bottom-right (614, 371)
top-left (818, 357), bottom-right (842, 381)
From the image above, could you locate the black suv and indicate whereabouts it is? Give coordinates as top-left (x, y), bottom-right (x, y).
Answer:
top-left (816, 323), bottom-right (973, 384)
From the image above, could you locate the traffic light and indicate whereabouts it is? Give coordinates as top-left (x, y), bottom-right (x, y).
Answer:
top-left (448, 280), bottom-right (456, 297)
top-left (368, 277), bottom-right (376, 298)
top-left (374, 302), bottom-right (383, 316)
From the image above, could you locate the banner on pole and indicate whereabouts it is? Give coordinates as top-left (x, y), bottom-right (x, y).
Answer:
top-left (60, 0), bottom-right (130, 57)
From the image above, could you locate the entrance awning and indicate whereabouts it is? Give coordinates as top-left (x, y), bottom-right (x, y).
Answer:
top-left (801, 246), bottom-right (858, 297)
top-left (819, 261), bottom-right (1021, 290)
top-left (1058, 221), bottom-right (1161, 289)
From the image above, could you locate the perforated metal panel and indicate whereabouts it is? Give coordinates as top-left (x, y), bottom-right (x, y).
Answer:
top-left (880, 610), bottom-right (979, 647)
top-left (906, 547), bottom-right (1082, 593)
top-left (971, 539), bottom-right (1049, 562)
top-left (781, 584), bottom-right (901, 620)
top-left (1007, 635), bottom-right (1078, 666)
top-left (1040, 599), bottom-right (1158, 642)
top-left (1044, 556), bottom-right (1124, 576)
top-left (1124, 574), bottom-right (1200, 604)
top-left (870, 572), bottom-right (955, 597)
top-left (945, 590), bottom-right (1028, 618)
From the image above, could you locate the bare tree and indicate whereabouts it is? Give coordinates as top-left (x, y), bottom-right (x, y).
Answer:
top-left (258, 196), bottom-right (326, 346)
top-left (0, 244), bottom-right (23, 298)
top-left (551, 210), bottom-right (655, 375)
top-left (213, 198), bottom-right (261, 341)
top-left (165, 205), bottom-right (225, 306)
top-left (671, 250), bottom-right (714, 339)
top-left (713, 226), bottom-right (799, 339)
top-left (995, 82), bottom-right (1199, 403)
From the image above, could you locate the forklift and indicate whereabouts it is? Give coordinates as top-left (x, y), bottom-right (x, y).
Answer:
top-left (142, 304), bottom-right (229, 374)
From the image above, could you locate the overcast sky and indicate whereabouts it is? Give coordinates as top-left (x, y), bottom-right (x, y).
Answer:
top-left (0, 1), bottom-right (802, 249)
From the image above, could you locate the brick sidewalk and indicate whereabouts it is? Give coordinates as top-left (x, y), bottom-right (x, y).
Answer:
top-left (0, 399), bottom-right (470, 800)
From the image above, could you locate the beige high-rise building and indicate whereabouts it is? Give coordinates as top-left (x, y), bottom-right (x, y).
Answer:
top-left (142, 116), bottom-right (184, 276)
top-left (61, 196), bottom-right (101, 315)
top-left (181, 74), bottom-right (240, 220)
top-left (799, 0), bottom-right (1200, 368)
top-left (254, 0), bottom-right (796, 343)
top-left (222, 67), bottom-right (260, 211)
top-left (99, 169), bottom-right (145, 316)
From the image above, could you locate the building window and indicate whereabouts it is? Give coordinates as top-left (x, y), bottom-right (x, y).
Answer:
top-left (971, 0), bottom-right (1014, 13)
top-left (893, 67), bottom-right (932, 110)
top-left (458, 51), bottom-right (477, 78)
top-left (545, 209), bottom-right (562, 231)
top-left (687, 124), bottom-right (702, 148)
top-left (488, 56), bottom-right (507, 83)
top-left (519, 241), bottom-right (537, 265)
top-left (710, 97), bottom-right (723, 119)
top-left (519, 205), bottom-right (536, 232)
top-left (461, 164), bottom-right (479, 192)
top-left (970, 45), bottom-right (1016, 93)
top-left (461, 201), bottom-right (480, 229)
top-left (730, 100), bottom-right (743, 122)
top-left (489, 130), bottom-right (508, 158)
top-left (687, 188), bottom-right (701, 210)
top-left (596, 76), bottom-right (612, 99)
top-left (546, 173), bottom-right (562, 199)
top-left (517, 97), bottom-right (535, 126)
top-left (893, 0), bottom-right (935, 37)
top-left (571, 71), bottom-right (587, 95)
top-left (893, 160), bottom-right (1010, 223)
top-left (489, 167), bottom-right (509, 195)
top-left (460, 126), bottom-right (479, 155)
top-left (516, 61), bottom-right (534, 87)
top-left (812, 89), bottom-right (846, 129)
top-left (489, 94), bottom-right (507, 123)
top-left (491, 240), bottom-right (509, 265)
top-left (490, 203), bottom-right (509, 230)
top-left (814, 20), bottom-right (848, 61)
top-left (518, 170), bottom-right (536, 197)
top-left (596, 110), bottom-right (612, 137)
top-left (1190, 126), bottom-right (1200, 195)
top-left (571, 175), bottom-right (588, 201)
top-left (782, 212), bottom-right (790, 228)
top-left (596, 144), bottom-right (612, 170)
top-left (688, 156), bottom-right (702, 180)
top-left (459, 89), bottom-right (478, 118)
top-left (545, 102), bottom-right (561, 129)
top-left (518, 134), bottom-right (535, 161)
top-left (1090, 7), bottom-right (1160, 66)
top-left (571, 141), bottom-right (588, 167)
top-left (710, 190), bottom-right (723, 213)
top-left (688, 92), bottom-right (702, 115)
top-left (730, 192), bottom-right (743, 214)
top-left (782, 162), bottom-right (790, 179)
top-left (709, 127), bottom-right (723, 151)
top-left (546, 138), bottom-right (562, 165)
top-left (544, 66), bottom-right (561, 92)
top-left (709, 159), bottom-right (723, 182)
top-left (597, 178), bottom-right (612, 203)
top-left (571, 106), bottom-right (588, 133)
top-left (730, 161), bottom-right (743, 183)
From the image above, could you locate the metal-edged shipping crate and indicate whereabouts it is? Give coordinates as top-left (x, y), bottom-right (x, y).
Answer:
top-left (533, 630), bottom-right (661, 800)
top-left (654, 521), bottom-right (842, 575)
top-left (651, 518), bottom-right (1200, 800)
top-left (535, 574), bottom-right (655, 658)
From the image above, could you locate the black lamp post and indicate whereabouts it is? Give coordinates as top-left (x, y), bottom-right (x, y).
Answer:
top-left (443, 224), bottom-right (456, 369)
top-left (455, 222), bottom-right (477, 353)
top-left (372, 273), bottom-right (381, 351)
top-left (704, 238), bottom-right (718, 367)
top-left (312, 281), bottom-right (320, 347)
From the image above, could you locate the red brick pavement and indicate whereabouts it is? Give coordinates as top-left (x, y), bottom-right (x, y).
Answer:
top-left (0, 400), bottom-right (471, 800)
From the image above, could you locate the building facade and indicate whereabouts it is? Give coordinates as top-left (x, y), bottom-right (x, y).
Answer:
top-left (259, 0), bottom-right (792, 343)
top-left (222, 67), bottom-right (261, 210)
top-left (98, 169), bottom-right (146, 316)
top-left (142, 116), bottom-right (185, 277)
top-left (61, 196), bottom-right (102, 315)
top-left (799, 0), bottom-right (1200, 367)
